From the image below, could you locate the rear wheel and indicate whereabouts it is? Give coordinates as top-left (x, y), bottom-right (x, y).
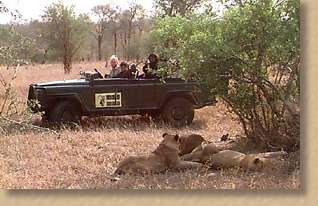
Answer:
top-left (48, 101), bottom-right (81, 124)
top-left (162, 98), bottom-right (194, 127)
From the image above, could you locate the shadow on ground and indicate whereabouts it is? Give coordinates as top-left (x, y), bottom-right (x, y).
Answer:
top-left (32, 115), bottom-right (208, 132)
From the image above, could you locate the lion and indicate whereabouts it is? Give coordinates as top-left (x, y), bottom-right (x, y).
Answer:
top-left (113, 133), bottom-right (203, 176)
top-left (178, 134), bottom-right (207, 155)
top-left (178, 133), bottom-right (243, 156)
top-left (181, 141), bottom-right (287, 171)
top-left (209, 150), bottom-right (288, 171)
top-left (181, 142), bottom-right (220, 162)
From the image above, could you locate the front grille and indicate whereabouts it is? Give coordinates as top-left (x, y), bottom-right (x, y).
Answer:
top-left (28, 84), bottom-right (35, 100)
top-left (27, 84), bottom-right (39, 112)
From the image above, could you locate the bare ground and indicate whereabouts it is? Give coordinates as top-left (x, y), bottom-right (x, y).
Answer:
top-left (0, 62), bottom-right (300, 189)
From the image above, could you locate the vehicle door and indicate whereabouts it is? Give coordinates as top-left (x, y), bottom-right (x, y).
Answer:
top-left (87, 78), bottom-right (141, 113)
top-left (132, 79), bottom-right (160, 110)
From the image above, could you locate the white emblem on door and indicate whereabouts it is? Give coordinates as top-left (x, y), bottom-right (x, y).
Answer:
top-left (95, 92), bottom-right (122, 108)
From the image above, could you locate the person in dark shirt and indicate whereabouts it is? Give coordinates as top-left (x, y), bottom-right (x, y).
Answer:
top-left (114, 61), bottom-right (132, 79)
top-left (142, 53), bottom-right (159, 79)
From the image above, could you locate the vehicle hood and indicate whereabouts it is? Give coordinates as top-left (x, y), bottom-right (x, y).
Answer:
top-left (34, 79), bottom-right (89, 87)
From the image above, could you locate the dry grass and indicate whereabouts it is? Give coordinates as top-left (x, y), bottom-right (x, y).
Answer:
top-left (0, 62), bottom-right (300, 189)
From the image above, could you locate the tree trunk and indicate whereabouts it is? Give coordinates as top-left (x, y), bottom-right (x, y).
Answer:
top-left (122, 34), bottom-right (125, 59)
top-left (127, 22), bottom-right (132, 60)
top-left (168, 2), bottom-right (174, 16)
top-left (121, 32), bottom-right (127, 59)
top-left (63, 40), bottom-right (72, 74)
top-left (63, 17), bottom-right (72, 74)
top-left (124, 32), bottom-right (127, 59)
top-left (97, 34), bottom-right (103, 61)
top-left (114, 31), bottom-right (117, 55)
top-left (63, 53), bottom-right (72, 74)
top-left (42, 49), bottom-right (48, 64)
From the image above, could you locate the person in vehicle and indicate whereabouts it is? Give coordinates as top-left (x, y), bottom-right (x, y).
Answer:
top-left (107, 55), bottom-right (121, 78)
top-left (114, 61), bottom-right (133, 79)
top-left (142, 53), bottom-right (159, 79)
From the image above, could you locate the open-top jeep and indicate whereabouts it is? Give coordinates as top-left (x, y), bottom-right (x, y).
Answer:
top-left (27, 70), bottom-right (216, 127)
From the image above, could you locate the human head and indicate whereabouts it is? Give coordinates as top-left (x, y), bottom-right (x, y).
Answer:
top-left (119, 61), bottom-right (129, 71)
top-left (110, 55), bottom-right (119, 69)
top-left (148, 53), bottom-right (159, 64)
top-left (130, 63), bottom-right (137, 73)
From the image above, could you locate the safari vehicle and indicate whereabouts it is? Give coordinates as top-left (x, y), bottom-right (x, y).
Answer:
top-left (27, 69), bottom-right (217, 127)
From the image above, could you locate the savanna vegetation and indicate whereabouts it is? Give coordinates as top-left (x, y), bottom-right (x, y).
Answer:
top-left (0, 0), bottom-right (300, 189)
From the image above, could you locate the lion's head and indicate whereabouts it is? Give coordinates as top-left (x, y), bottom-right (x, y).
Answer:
top-left (178, 134), bottom-right (206, 155)
top-left (241, 156), bottom-right (269, 171)
top-left (162, 133), bottom-right (180, 150)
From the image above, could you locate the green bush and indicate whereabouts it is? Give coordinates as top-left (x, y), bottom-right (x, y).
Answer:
top-left (151, 0), bottom-right (300, 151)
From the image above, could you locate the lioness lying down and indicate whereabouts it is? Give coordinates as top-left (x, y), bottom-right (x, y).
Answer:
top-left (178, 133), bottom-right (241, 156)
top-left (181, 142), bottom-right (220, 162)
top-left (113, 133), bottom-right (203, 176)
top-left (209, 150), bottom-right (288, 170)
top-left (182, 142), bottom-right (287, 170)
top-left (178, 133), bottom-right (288, 170)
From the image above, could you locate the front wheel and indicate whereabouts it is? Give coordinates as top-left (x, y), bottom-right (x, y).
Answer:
top-left (48, 101), bottom-right (81, 124)
top-left (162, 98), bottom-right (194, 127)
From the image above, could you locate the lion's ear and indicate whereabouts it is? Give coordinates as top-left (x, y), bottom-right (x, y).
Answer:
top-left (162, 133), bottom-right (168, 138)
top-left (174, 134), bottom-right (179, 141)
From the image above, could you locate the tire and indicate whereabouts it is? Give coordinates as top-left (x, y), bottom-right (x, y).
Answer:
top-left (162, 97), bottom-right (194, 127)
top-left (48, 101), bottom-right (81, 123)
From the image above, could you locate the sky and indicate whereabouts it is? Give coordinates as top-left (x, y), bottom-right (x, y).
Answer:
top-left (0, 0), bottom-right (154, 24)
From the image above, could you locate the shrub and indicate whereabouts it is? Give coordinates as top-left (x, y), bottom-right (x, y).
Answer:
top-left (151, 0), bottom-right (300, 151)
